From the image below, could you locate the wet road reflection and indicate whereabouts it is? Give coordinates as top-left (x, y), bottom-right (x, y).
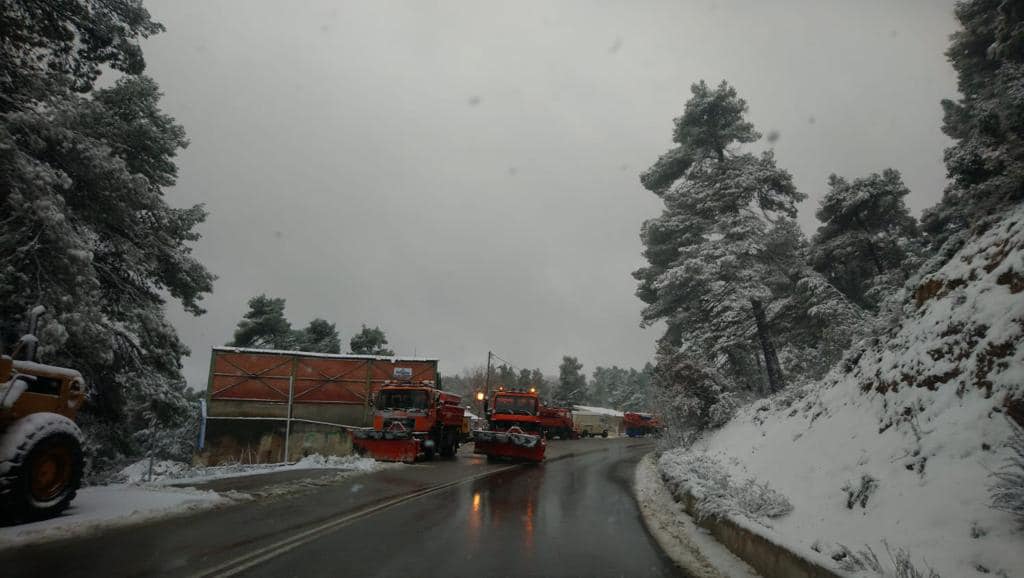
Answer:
top-left (248, 441), bottom-right (683, 577)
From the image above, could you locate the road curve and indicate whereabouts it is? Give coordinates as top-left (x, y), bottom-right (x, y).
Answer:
top-left (1, 438), bottom-right (684, 578)
top-left (226, 441), bottom-right (682, 578)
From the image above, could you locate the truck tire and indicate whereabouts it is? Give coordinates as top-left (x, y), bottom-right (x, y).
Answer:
top-left (601, 430), bottom-right (608, 438)
top-left (440, 430), bottom-right (457, 458)
top-left (0, 413), bottom-right (84, 522)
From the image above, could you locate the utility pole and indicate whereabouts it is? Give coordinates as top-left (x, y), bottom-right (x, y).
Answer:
top-left (480, 350), bottom-right (493, 417)
top-left (484, 350), bottom-right (492, 398)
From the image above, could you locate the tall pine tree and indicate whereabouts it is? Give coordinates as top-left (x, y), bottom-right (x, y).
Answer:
top-left (349, 325), bottom-right (395, 356)
top-left (0, 3), bottom-right (213, 466)
top-left (634, 81), bottom-right (805, 393)
top-left (228, 295), bottom-right (292, 350)
top-left (809, 169), bottom-right (923, 309)
top-left (553, 356), bottom-right (586, 406)
top-left (921, 0), bottom-right (1024, 252)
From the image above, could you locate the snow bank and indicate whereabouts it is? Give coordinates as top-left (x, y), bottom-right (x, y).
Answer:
top-left (0, 485), bottom-right (225, 549)
top-left (117, 454), bottom-right (379, 485)
top-left (665, 208), bottom-right (1024, 577)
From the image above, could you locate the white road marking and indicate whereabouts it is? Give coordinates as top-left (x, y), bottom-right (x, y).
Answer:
top-left (190, 465), bottom-right (520, 578)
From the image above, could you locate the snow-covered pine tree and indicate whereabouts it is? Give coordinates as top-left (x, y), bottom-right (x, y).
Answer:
top-left (921, 0), bottom-right (1024, 254)
top-left (1, 29), bottom-right (214, 469)
top-left (553, 356), bottom-right (586, 406)
top-left (0, 0), bottom-right (163, 114)
top-left (653, 352), bottom-right (737, 445)
top-left (634, 81), bottom-right (805, 394)
top-left (607, 364), bottom-right (656, 412)
top-left (293, 318), bottom-right (341, 354)
top-left (809, 169), bottom-right (925, 310)
top-left (228, 295), bottom-right (293, 350)
top-left (589, 366), bottom-right (625, 407)
top-left (763, 219), bottom-right (870, 380)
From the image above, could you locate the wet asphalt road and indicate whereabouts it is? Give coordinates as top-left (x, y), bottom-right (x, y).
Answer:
top-left (246, 440), bottom-right (681, 578)
top-left (1, 438), bottom-right (683, 578)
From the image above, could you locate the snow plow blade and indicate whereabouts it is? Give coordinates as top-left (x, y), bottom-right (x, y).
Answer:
top-left (351, 429), bottom-right (420, 463)
top-left (472, 429), bottom-right (545, 462)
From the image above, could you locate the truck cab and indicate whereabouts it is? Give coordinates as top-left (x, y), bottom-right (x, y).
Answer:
top-left (472, 387), bottom-right (546, 462)
top-left (487, 388), bottom-right (542, 434)
top-left (353, 380), bottom-right (464, 462)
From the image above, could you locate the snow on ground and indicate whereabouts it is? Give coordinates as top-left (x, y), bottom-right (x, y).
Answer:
top-left (117, 453), bottom-right (380, 485)
top-left (0, 485), bottom-right (225, 549)
top-left (0, 454), bottom-right (384, 549)
top-left (635, 453), bottom-right (759, 578)
top-left (661, 209), bottom-right (1024, 578)
top-left (573, 405), bottom-right (625, 417)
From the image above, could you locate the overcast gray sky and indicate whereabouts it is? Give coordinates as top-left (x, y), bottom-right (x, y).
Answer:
top-left (144, 0), bottom-right (959, 387)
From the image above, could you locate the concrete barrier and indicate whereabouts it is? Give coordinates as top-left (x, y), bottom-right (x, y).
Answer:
top-left (663, 470), bottom-right (841, 578)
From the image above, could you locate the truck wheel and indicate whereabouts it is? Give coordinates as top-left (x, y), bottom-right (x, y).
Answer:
top-left (440, 431), bottom-right (457, 458)
top-left (0, 414), bottom-right (84, 522)
top-left (601, 430), bottom-right (608, 438)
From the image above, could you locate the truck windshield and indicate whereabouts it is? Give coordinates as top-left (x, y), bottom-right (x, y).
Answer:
top-left (492, 396), bottom-right (536, 415)
top-left (377, 390), bottom-right (429, 410)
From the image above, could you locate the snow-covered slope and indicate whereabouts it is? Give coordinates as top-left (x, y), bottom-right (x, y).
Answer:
top-left (676, 207), bottom-right (1024, 577)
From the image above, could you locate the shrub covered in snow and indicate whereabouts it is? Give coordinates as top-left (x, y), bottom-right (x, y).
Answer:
top-left (842, 474), bottom-right (879, 509)
top-left (990, 422), bottom-right (1024, 527)
top-left (653, 354), bottom-right (740, 445)
top-left (658, 449), bottom-right (792, 524)
top-left (832, 541), bottom-right (940, 578)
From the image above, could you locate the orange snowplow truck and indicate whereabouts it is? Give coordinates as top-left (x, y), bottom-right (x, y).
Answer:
top-left (472, 387), bottom-right (545, 462)
top-left (624, 412), bottom-right (663, 437)
top-left (538, 405), bottom-right (575, 439)
top-left (352, 381), bottom-right (464, 463)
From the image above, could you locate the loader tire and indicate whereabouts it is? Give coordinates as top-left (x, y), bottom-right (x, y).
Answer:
top-left (0, 414), bottom-right (84, 523)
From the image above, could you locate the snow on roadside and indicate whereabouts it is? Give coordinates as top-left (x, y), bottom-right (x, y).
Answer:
top-left (677, 381), bottom-right (1022, 578)
top-left (117, 453), bottom-right (381, 486)
top-left (0, 485), bottom-right (225, 549)
top-left (634, 453), bottom-right (759, 578)
top-left (661, 209), bottom-right (1024, 578)
top-left (0, 454), bottom-right (384, 549)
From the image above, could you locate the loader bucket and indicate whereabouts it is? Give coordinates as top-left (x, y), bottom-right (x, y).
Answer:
top-left (472, 427), bottom-right (545, 463)
top-left (351, 425), bottom-right (421, 463)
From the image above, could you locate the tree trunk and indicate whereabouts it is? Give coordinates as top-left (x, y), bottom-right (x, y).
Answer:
top-left (853, 214), bottom-right (886, 275)
top-left (750, 298), bottom-right (784, 393)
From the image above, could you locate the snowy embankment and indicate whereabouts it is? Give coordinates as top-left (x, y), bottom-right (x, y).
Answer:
top-left (0, 454), bottom-right (380, 549)
top-left (661, 209), bottom-right (1024, 577)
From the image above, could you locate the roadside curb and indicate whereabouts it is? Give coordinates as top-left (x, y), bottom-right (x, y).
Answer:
top-left (634, 453), bottom-right (756, 578)
top-left (637, 453), bottom-right (842, 578)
